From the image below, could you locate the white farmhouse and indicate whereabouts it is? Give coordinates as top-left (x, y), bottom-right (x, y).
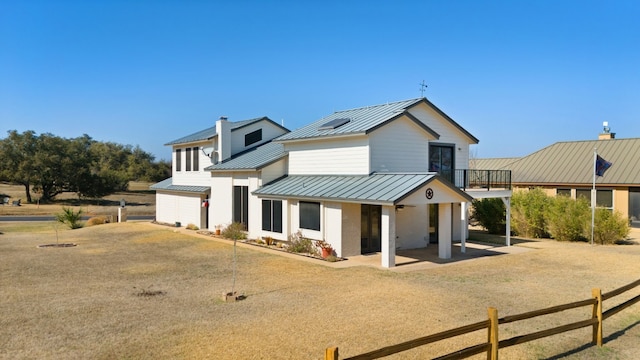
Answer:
top-left (152, 98), bottom-right (511, 268)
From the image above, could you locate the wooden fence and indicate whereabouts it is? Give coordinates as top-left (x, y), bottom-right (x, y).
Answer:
top-left (325, 278), bottom-right (640, 360)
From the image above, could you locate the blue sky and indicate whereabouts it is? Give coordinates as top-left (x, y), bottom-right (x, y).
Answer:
top-left (2, 0), bottom-right (639, 161)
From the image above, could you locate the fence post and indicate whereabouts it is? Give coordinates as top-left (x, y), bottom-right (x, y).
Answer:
top-left (325, 347), bottom-right (339, 360)
top-left (487, 307), bottom-right (499, 360)
top-left (591, 288), bottom-right (603, 346)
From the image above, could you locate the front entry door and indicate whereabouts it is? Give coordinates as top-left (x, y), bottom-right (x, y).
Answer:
top-left (429, 204), bottom-right (439, 244)
top-left (361, 204), bottom-right (381, 254)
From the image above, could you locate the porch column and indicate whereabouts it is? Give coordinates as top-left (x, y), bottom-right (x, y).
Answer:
top-left (501, 197), bottom-right (511, 247)
top-left (438, 203), bottom-right (452, 259)
top-left (381, 205), bottom-right (396, 268)
top-left (460, 202), bottom-right (467, 253)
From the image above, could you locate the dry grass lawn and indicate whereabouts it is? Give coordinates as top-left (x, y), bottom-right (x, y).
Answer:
top-left (1, 222), bottom-right (639, 359)
top-left (0, 181), bottom-right (155, 216)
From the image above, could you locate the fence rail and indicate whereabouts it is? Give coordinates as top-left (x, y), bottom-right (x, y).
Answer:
top-left (325, 278), bottom-right (640, 360)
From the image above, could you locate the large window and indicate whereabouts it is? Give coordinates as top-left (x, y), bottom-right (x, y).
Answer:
top-left (245, 129), bottom-right (262, 147)
top-left (175, 149), bottom-right (181, 171)
top-left (233, 186), bottom-right (249, 230)
top-left (185, 148), bottom-right (192, 171)
top-left (192, 147), bottom-right (199, 171)
top-left (299, 201), bottom-right (320, 231)
top-left (429, 144), bottom-right (455, 182)
top-left (262, 200), bottom-right (282, 233)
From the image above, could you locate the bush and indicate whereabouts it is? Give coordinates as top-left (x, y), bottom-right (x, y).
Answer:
top-left (221, 222), bottom-right (246, 240)
top-left (55, 207), bottom-right (84, 229)
top-left (86, 216), bottom-right (109, 226)
top-left (471, 198), bottom-right (505, 234)
top-left (594, 209), bottom-right (630, 245)
top-left (185, 223), bottom-right (199, 230)
top-left (546, 195), bottom-right (590, 241)
top-left (286, 230), bottom-right (318, 255)
top-left (511, 188), bottom-right (549, 238)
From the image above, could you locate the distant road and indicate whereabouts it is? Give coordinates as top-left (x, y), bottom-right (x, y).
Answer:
top-left (0, 215), bottom-right (154, 222)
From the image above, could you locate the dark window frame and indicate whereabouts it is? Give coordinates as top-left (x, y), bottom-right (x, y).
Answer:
top-left (233, 186), bottom-right (249, 230)
top-left (192, 147), bottom-right (199, 171)
top-left (262, 199), bottom-right (283, 233)
top-left (245, 129), bottom-right (262, 147)
top-left (175, 149), bottom-right (182, 171)
top-left (185, 148), bottom-right (192, 171)
top-left (299, 201), bottom-right (321, 231)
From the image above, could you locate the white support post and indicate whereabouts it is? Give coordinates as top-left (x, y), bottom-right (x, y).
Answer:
top-left (381, 206), bottom-right (396, 268)
top-left (460, 202), bottom-right (467, 253)
top-left (438, 203), bottom-right (452, 259)
top-left (501, 197), bottom-right (511, 247)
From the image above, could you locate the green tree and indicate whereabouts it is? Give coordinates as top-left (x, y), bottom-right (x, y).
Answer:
top-left (0, 130), bottom-right (38, 203)
top-left (511, 188), bottom-right (549, 238)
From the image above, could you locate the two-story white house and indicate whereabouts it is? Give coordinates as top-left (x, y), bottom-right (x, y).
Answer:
top-left (153, 98), bottom-right (512, 268)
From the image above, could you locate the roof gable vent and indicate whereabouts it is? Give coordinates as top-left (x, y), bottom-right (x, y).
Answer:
top-left (319, 117), bottom-right (350, 130)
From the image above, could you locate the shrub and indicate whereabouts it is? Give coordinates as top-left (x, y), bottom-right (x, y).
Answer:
top-left (511, 188), bottom-right (549, 238)
top-left (546, 195), bottom-right (590, 241)
top-left (221, 222), bottom-right (246, 240)
top-left (86, 216), bottom-right (108, 226)
top-left (471, 198), bottom-right (505, 234)
top-left (594, 209), bottom-right (630, 245)
top-left (287, 230), bottom-right (318, 255)
top-left (264, 236), bottom-right (274, 246)
top-left (185, 223), bottom-right (199, 230)
top-left (55, 207), bottom-right (84, 229)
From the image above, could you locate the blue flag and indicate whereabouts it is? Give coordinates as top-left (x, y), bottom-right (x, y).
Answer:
top-left (595, 155), bottom-right (612, 177)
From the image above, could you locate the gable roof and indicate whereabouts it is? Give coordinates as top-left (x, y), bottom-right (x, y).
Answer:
top-left (205, 141), bottom-right (286, 171)
top-left (253, 173), bottom-right (473, 205)
top-left (164, 116), bottom-right (285, 146)
top-left (275, 98), bottom-right (454, 142)
top-left (497, 138), bottom-right (640, 185)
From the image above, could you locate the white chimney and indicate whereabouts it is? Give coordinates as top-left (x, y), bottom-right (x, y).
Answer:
top-left (598, 121), bottom-right (615, 140)
top-left (216, 116), bottom-right (231, 162)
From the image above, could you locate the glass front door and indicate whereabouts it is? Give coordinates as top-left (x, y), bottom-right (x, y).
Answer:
top-left (429, 144), bottom-right (455, 183)
top-left (361, 204), bottom-right (381, 254)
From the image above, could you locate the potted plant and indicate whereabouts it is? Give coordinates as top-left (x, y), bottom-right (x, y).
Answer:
top-left (316, 239), bottom-right (333, 259)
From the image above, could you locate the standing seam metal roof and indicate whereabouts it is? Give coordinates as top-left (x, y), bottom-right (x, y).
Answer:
top-left (493, 138), bottom-right (640, 185)
top-left (164, 117), bottom-right (272, 146)
top-left (252, 173), bottom-right (473, 204)
top-left (149, 178), bottom-right (210, 193)
top-left (204, 142), bottom-right (287, 171)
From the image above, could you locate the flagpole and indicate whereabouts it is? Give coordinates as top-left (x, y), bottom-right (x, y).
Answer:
top-left (591, 148), bottom-right (596, 245)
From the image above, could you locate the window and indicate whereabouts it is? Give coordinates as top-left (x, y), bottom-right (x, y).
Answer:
top-left (192, 147), bottom-right (199, 171)
top-left (245, 129), bottom-right (262, 147)
top-left (300, 201), bottom-right (320, 231)
top-left (576, 189), bottom-right (613, 209)
top-left (185, 148), bottom-right (192, 171)
top-left (262, 200), bottom-right (282, 233)
top-left (233, 186), bottom-right (249, 230)
top-left (429, 144), bottom-right (455, 183)
top-left (557, 189), bottom-right (571, 197)
top-left (175, 149), bottom-right (181, 171)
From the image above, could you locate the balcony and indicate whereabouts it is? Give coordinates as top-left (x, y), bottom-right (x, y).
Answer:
top-left (438, 169), bottom-right (511, 191)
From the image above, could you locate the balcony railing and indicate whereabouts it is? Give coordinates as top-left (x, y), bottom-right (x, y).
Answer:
top-left (438, 169), bottom-right (511, 191)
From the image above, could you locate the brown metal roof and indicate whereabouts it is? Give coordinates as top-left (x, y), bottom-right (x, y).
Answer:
top-left (504, 138), bottom-right (640, 186)
top-left (470, 157), bottom-right (520, 170)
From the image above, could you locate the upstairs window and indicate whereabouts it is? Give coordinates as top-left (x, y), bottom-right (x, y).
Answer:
top-left (192, 147), bottom-right (199, 171)
top-left (175, 149), bottom-right (182, 171)
top-left (185, 148), bottom-right (192, 171)
top-left (245, 129), bottom-right (262, 147)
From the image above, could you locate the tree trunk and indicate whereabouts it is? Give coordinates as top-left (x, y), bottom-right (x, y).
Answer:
top-left (22, 182), bottom-right (32, 203)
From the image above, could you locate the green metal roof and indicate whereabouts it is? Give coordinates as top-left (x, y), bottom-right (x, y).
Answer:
top-left (150, 178), bottom-right (210, 193)
top-left (164, 117), bottom-right (275, 146)
top-left (253, 173), bottom-right (473, 205)
top-left (205, 142), bottom-right (287, 171)
top-left (275, 97), bottom-right (478, 144)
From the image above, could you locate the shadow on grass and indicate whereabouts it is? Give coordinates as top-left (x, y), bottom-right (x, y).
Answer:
top-left (542, 319), bottom-right (640, 359)
top-left (468, 230), bottom-right (537, 245)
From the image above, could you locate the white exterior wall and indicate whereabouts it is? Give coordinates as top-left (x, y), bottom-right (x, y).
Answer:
top-left (407, 103), bottom-right (473, 169)
top-left (261, 159), bottom-right (287, 185)
top-left (286, 136), bottom-right (370, 175)
top-left (395, 204), bottom-right (429, 249)
top-left (210, 174), bottom-right (233, 229)
top-left (323, 202), bottom-right (342, 253)
top-left (340, 203), bottom-right (361, 257)
top-left (155, 191), bottom-right (204, 227)
top-left (230, 121), bottom-right (288, 155)
top-left (369, 117), bottom-right (434, 173)
top-left (172, 140), bottom-right (216, 186)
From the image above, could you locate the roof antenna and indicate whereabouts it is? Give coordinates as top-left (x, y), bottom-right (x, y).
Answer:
top-left (419, 80), bottom-right (428, 97)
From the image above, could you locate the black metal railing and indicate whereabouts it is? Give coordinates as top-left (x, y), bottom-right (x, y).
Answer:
top-left (438, 169), bottom-right (511, 191)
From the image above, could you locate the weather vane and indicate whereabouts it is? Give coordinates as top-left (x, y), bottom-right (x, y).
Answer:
top-left (419, 80), bottom-right (428, 97)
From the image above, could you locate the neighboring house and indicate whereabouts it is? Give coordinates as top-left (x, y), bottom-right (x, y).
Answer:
top-left (473, 128), bottom-right (640, 228)
top-left (153, 98), bottom-right (511, 267)
top-left (151, 116), bottom-right (290, 229)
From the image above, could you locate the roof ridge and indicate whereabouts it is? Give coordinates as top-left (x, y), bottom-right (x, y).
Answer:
top-left (333, 98), bottom-right (423, 114)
